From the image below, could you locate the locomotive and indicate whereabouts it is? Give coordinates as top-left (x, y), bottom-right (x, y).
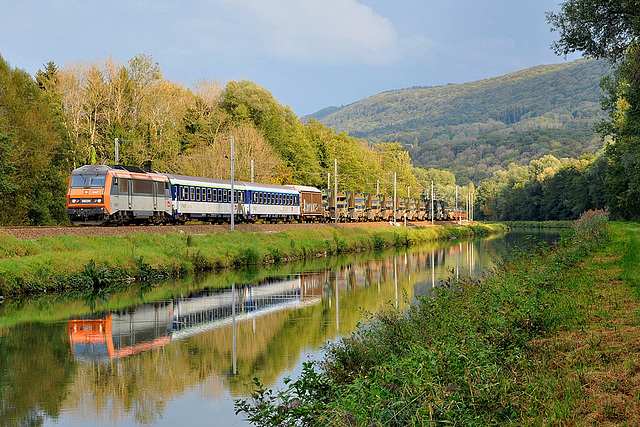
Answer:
top-left (66, 164), bottom-right (460, 225)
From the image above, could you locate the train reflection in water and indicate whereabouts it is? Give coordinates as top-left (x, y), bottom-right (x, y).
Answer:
top-left (68, 276), bottom-right (324, 363)
top-left (68, 241), bottom-right (478, 364)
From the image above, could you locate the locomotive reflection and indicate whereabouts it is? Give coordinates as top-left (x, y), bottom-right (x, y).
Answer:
top-left (69, 241), bottom-right (477, 363)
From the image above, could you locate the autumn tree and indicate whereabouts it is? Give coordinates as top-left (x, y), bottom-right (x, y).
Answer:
top-left (174, 123), bottom-right (282, 182)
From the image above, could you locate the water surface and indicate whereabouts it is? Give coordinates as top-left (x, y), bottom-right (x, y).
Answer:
top-left (0, 229), bottom-right (558, 426)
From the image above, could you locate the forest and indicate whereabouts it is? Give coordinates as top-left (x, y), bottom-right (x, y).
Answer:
top-left (2, 12), bottom-right (640, 226)
top-left (312, 59), bottom-right (609, 184)
top-left (0, 53), bottom-right (454, 226)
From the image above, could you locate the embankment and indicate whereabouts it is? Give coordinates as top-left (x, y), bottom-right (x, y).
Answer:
top-left (0, 223), bottom-right (506, 296)
top-left (237, 211), bottom-right (638, 425)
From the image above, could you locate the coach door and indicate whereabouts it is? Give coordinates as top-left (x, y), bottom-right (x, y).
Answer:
top-left (128, 179), bottom-right (133, 209)
top-left (153, 182), bottom-right (158, 211)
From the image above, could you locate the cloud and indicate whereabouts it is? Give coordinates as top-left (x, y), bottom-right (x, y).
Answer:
top-left (218, 0), bottom-right (400, 66)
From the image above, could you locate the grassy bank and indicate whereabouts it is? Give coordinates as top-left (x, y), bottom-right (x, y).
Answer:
top-left (0, 223), bottom-right (506, 296)
top-left (237, 211), bottom-right (640, 425)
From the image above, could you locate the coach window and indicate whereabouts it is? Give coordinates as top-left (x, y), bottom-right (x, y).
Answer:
top-left (206, 188), bottom-right (211, 202)
top-left (195, 188), bottom-right (200, 202)
top-left (189, 187), bottom-right (194, 200)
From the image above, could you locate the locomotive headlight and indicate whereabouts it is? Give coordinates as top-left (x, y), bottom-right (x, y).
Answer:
top-left (92, 198), bottom-right (102, 203)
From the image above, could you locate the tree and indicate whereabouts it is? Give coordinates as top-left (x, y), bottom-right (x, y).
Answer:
top-left (0, 55), bottom-right (71, 225)
top-left (377, 142), bottom-right (418, 195)
top-left (547, 1), bottom-right (640, 63)
top-left (548, 1), bottom-right (640, 219)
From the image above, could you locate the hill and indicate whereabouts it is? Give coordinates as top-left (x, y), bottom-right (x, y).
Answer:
top-left (311, 59), bottom-right (610, 183)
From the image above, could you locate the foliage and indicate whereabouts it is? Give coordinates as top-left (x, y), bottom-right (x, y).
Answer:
top-left (599, 42), bottom-right (640, 219)
top-left (312, 59), bottom-right (608, 184)
top-left (0, 55), bottom-right (72, 225)
top-left (546, 0), bottom-right (640, 63)
top-left (475, 153), bottom-right (608, 221)
top-left (547, 1), bottom-right (640, 220)
top-left (235, 208), bottom-right (610, 425)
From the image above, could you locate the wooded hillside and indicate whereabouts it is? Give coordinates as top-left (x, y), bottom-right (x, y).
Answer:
top-left (311, 59), bottom-right (610, 183)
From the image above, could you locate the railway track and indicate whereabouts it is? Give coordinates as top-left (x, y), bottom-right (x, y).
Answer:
top-left (0, 221), bottom-right (444, 240)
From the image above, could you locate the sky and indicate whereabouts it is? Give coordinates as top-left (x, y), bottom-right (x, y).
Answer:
top-left (1, 0), bottom-right (581, 116)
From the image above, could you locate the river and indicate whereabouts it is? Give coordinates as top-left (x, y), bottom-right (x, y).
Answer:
top-left (0, 228), bottom-right (559, 426)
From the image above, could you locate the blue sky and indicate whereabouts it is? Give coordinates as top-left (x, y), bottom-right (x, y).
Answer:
top-left (1, 0), bottom-right (580, 116)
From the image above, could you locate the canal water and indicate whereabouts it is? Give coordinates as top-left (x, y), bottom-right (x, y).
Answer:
top-left (0, 229), bottom-right (559, 426)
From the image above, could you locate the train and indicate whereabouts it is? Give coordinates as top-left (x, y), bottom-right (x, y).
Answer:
top-left (66, 164), bottom-right (466, 225)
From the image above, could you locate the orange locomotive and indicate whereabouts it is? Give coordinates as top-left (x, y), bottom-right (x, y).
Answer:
top-left (66, 164), bottom-right (172, 225)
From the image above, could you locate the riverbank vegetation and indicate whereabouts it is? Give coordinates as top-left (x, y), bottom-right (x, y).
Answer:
top-left (236, 210), bottom-right (640, 425)
top-left (0, 223), bottom-right (505, 296)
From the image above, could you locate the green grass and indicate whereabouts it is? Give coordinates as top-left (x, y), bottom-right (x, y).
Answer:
top-left (0, 223), bottom-right (507, 296)
top-left (236, 210), bottom-right (640, 426)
